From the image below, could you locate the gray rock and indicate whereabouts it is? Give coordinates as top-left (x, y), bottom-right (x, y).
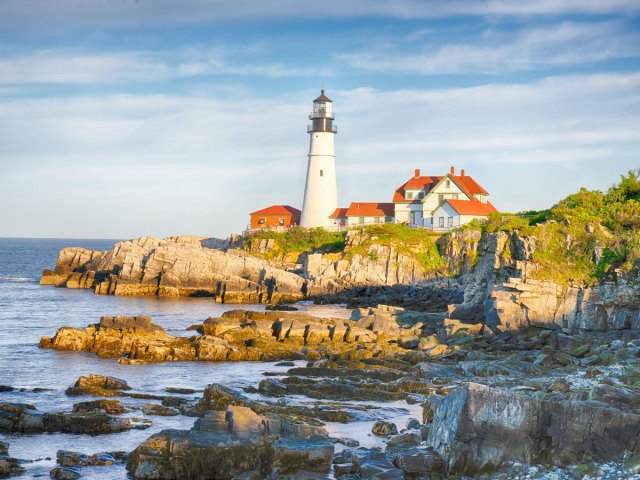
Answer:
top-left (371, 421), bottom-right (398, 437)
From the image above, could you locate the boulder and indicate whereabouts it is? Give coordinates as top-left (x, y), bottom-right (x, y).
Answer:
top-left (426, 382), bottom-right (640, 474)
top-left (126, 405), bottom-right (333, 479)
top-left (194, 384), bottom-right (248, 414)
top-left (142, 404), bottom-right (179, 416)
top-left (65, 374), bottom-right (130, 396)
top-left (371, 421), bottom-right (398, 437)
top-left (0, 441), bottom-right (25, 477)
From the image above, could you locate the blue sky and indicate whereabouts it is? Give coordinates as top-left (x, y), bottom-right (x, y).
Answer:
top-left (0, 0), bottom-right (639, 238)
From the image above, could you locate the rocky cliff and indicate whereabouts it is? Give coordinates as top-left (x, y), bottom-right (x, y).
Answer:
top-left (441, 229), bottom-right (640, 334)
top-left (40, 227), bottom-right (639, 332)
top-left (41, 236), bottom-right (307, 304)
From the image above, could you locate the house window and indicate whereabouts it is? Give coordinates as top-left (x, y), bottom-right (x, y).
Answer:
top-left (446, 180), bottom-right (451, 188)
top-left (438, 194), bottom-right (444, 204)
top-left (320, 169), bottom-right (324, 177)
top-left (439, 217), bottom-right (444, 228)
top-left (406, 192), bottom-right (413, 200)
top-left (358, 217), bottom-right (364, 224)
top-left (453, 194), bottom-right (459, 200)
top-left (448, 217), bottom-right (453, 227)
top-left (374, 217), bottom-right (381, 223)
top-left (258, 218), bottom-right (265, 225)
top-left (278, 218), bottom-right (285, 226)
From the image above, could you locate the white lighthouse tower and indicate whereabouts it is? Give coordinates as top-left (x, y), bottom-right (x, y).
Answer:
top-left (300, 90), bottom-right (338, 228)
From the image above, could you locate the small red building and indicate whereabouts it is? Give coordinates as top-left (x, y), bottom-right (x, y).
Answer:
top-left (249, 205), bottom-right (301, 230)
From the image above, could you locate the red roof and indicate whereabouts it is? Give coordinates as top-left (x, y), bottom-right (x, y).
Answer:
top-left (329, 207), bottom-right (348, 219)
top-left (451, 175), bottom-right (489, 197)
top-left (346, 202), bottom-right (395, 217)
top-left (250, 205), bottom-right (301, 216)
top-left (393, 170), bottom-right (489, 203)
top-left (444, 199), bottom-right (497, 216)
top-left (392, 176), bottom-right (442, 203)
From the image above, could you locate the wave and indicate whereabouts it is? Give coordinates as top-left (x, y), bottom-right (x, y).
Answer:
top-left (0, 275), bottom-right (37, 283)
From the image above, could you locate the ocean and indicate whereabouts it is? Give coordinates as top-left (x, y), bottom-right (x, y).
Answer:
top-left (0, 238), bottom-right (419, 479)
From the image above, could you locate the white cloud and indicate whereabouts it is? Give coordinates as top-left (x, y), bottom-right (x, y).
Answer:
top-left (0, 72), bottom-right (638, 237)
top-left (0, 0), bottom-right (638, 29)
top-left (0, 47), bottom-right (328, 86)
top-left (338, 21), bottom-right (640, 74)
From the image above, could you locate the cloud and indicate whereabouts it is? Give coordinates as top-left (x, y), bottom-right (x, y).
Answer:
top-left (338, 21), bottom-right (640, 74)
top-left (0, 71), bottom-right (638, 237)
top-left (0, 0), bottom-right (638, 29)
top-left (0, 47), bottom-right (329, 86)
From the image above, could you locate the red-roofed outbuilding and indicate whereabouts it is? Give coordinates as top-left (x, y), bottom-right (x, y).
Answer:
top-left (250, 205), bottom-right (301, 230)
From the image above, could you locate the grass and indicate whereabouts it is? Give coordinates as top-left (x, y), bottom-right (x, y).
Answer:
top-left (245, 226), bottom-right (346, 259)
top-left (463, 169), bottom-right (640, 285)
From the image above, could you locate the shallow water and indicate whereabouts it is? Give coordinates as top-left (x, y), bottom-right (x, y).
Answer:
top-left (0, 238), bottom-right (418, 479)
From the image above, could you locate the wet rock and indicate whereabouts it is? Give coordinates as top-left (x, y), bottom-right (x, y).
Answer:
top-left (0, 441), bottom-right (25, 477)
top-left (391, 447), bottom-right (445, 478)
top-left (194, 383), bottom-right (248, 414)
top-left (142, 404), bottom-right (179, 416)
top-left (371, 421), bottom-right (398, 437)
top-left (72, 399), bottom-right (125, 415)
top-left (164, 387), bottom-right (197, 394)
top-left (127, 405), bottom-right (334, 479)
top-left (50, 466), bottom-right (81, 479)
top-left (0, 386), bottom-right (14, 393)
top-left (258, 379), bottom-right (288, 396)
top-left (0, 402), bottom-right (44, 432)
top-left (56, 450), bottom-right (120, 467)
top-left (427, 382), bottom-right (640, 474)
top-left (406, 418), bottom-right (420, 430)
top-left (386, 432), bottom-right (421, 449)
top-left (65, 374), bottom-right (130, 396)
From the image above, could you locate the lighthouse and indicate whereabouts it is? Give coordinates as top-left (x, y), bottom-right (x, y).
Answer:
top-left (300, 90), bottom-right (338, 228)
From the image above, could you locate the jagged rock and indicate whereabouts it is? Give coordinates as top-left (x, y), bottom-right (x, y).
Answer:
top-left (40, 236), bottom-right (306, 303)
top-left (72, 399), bottom-right (125, 414)
top-left (64, 374), bottom-right (130, 396)
top-left (142, 404), bottom-right (179, 416)
top-left (57, 450), bottom-right (122, 467)
top-left (50, 466), bottom-right (81, 479)
top-left (371, 421), bottom-right (398, 437)
top-left (126, 405), bottom-right (333, 479)
top-left (0, 441), bottom-right (25, 477)
top-left (426, 382), bottom-right (640, 474)
top-left (194, 384), bottom-right (248, 414)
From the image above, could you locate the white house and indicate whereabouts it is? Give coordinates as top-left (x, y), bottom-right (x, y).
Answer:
top-left (392, 166), bottom-right (496, 229)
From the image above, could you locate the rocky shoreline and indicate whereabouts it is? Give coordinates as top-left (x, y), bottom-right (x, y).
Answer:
top-left (2, 302), bottom-right (633, 478)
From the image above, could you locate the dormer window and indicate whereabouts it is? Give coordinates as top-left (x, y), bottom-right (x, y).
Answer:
top-left (446, 180), bottom-right (451, 188)
top-left (406, 192), bottom-right (414, 200)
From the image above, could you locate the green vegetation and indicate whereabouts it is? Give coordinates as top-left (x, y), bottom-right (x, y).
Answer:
top-left (246, 227), bottom-right (346, 256)
top-left (348, 223), bottom-right (445, 273)
top-left (465, 170), bottom-right (640, 285)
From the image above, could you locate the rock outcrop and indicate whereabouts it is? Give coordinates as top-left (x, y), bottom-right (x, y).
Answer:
top-left (0, 402), bottom-right (133, 435)
top-left (40, 236), bottom-right (306, 303)
top-left (441, 230), bottom-right (640, 333)
top-left (0, 441), bottom-right (25, 477)
top-left (126, 405), bottom-right (334, 479)
top-left (425, 382), bottom-right (640, 475)
top-left (39, 309), bottom-right (423, 364)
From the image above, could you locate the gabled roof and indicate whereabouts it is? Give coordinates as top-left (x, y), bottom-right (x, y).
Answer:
top-left (346, 202), bottom-right (395, 217)
top-left (444, 199), bottom-right (497, 216)
top-left (250, 205), bottom-right (301, 216)
top-left (450, 174), bottom-right (489, 197)
top-left (393, 170), bottom-right (490, 203)
top-left (392, 176), bottom-right (442, 203)
top-left (329, 207), bottom-right (348, 219)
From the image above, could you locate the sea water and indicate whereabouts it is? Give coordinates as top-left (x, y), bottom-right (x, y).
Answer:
top-left (0, 238), bottom-right (420, 478)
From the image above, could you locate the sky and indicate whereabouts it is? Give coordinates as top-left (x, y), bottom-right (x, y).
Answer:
top-left (0, 0), bottom-right (639, 239)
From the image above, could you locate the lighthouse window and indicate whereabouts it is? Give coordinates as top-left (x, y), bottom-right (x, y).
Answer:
top-left (320, 170), bottom-right (324, 177)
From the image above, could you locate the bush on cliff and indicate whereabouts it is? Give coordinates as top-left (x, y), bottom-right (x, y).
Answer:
top-left (246, 227), bottom-right (346, 257)
top-left (465, 170), bottom-right (640, 285)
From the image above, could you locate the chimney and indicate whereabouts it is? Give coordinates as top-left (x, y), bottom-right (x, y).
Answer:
top-left (461, 169), bottom-right (465, 177)
top-left (414, 168), bottom-right (420, 177)
top-left (450, 166), bottom-right (455, 175)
